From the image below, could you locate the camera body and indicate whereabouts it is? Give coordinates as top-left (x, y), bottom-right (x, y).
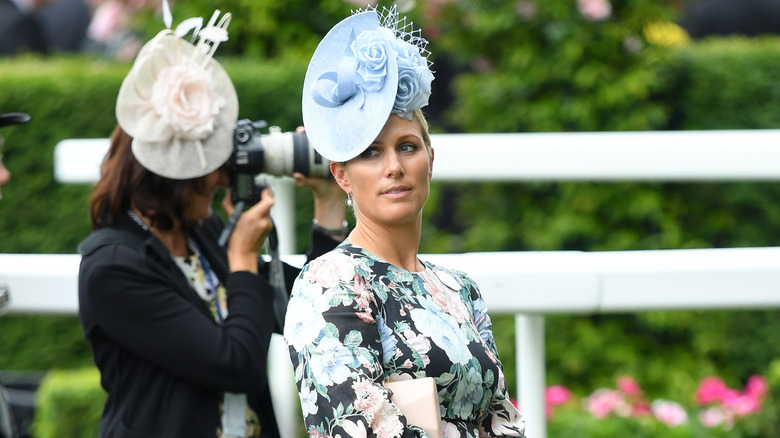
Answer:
top-left (228, 119), bottom-right (331, 205)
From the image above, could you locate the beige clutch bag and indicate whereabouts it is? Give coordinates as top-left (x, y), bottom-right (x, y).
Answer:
top-left (384, 377), bottom-right (443, 438)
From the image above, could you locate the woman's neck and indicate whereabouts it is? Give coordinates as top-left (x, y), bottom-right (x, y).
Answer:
top-left (132, 208), bottom-right (188, 257)
top-left (348, 219), bottom-right (423, 272)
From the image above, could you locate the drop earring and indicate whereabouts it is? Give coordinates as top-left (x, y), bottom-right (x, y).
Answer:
top-left (346, 192), bottom-right (353, 207)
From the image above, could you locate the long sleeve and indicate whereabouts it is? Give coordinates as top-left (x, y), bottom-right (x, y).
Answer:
top-left (463, 273), bottom-right (526, 438)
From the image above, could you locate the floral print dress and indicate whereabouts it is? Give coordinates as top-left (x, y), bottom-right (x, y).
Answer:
top-left (284, 243), bottom-right (526, 438)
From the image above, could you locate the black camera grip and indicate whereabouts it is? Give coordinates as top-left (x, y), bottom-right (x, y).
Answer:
top-left (218, 201), bottom-right (245, 248)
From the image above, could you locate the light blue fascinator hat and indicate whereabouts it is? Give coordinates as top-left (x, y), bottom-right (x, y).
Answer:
top-left (302, 6), bottom-right (434, 162)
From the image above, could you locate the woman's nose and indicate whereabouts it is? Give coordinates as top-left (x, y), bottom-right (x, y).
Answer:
top-left (385, 151), bottom-right (403, 178)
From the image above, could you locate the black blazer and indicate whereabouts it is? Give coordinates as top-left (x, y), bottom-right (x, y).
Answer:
top-left (78, 212), bottom-right (338, 438)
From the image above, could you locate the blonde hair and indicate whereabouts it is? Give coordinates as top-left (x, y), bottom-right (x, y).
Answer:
top-left (412, 109), bottom-right (432, 154)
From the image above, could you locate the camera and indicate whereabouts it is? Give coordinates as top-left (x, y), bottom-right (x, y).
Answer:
top-left (227, 119), bottom-right (331, 205)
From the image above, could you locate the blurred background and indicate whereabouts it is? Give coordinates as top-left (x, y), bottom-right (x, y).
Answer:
top-left (3, 0), bottom-right (780, 436)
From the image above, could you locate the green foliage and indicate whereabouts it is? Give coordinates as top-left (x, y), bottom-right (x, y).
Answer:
top-left (668, 37), bottom-right (780, 130)
top-left (0, 315), bottom-right (92, 370)
top-left (32, 367), bottom-right (105, 438)
top-left (422, 0), bottom-right (676, 132)
top-left (128, 0), bottom-right (403, 60)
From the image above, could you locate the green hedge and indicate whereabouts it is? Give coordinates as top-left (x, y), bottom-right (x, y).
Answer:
top-left (31, 367), bottom-right (105, 438)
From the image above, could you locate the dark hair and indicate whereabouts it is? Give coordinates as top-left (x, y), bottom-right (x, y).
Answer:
top-left (89, 125), bottom-right (211, 232)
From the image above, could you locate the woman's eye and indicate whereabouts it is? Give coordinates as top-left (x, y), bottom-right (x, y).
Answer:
top-left (359, 147), bottom-right (379, 159)
top-left (400, 143), bottom-right (418, 153)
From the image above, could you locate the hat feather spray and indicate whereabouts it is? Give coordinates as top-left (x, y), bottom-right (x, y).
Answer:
top-left (302, 6), bottom-right (434, 162)
top-left (115, 1), bottom-right (238, 180)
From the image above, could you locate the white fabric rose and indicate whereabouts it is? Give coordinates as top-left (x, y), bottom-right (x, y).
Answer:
top-left (150, 64), bottom-right (226, 141)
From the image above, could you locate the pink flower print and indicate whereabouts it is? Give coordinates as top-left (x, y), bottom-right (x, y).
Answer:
top-left (699, 406), bottom-right (724, 428)
top-left (695, 376), bottom-right (729, 405)
top-left (352, 379), bottom-right (387, 417)
top-left (617, 375), bottom-right (642, 397)
top-left (577, 0), bottom-right (612, 22)
top-left (352, 274), bottom-right (373, 309)
top-left (423, 270), bottom-right (469, 323)
top-left (339, 420), bottom-right (367, 438)
top-left (305, 253), bottom-right (355, 288)
top-left (309, 429), bottom-right (329, 438)
top-left (401, 329), bottom-right (431, 366)
top-left (442, 421), bottom-right (460, 438)
top-left (356, 310), bottom-right (376, 324)
top-left (651, 399), bottom-right (688, 427)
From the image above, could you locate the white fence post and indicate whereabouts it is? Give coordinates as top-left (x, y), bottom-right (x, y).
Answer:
top-left (516, 314), bottom-right (546, 438)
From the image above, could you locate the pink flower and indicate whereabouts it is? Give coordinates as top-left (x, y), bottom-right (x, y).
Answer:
top-left (744, 375), bottom-right (768, 400)
top-left (577, 0), bottom-right (612, 22)
top-left (631, 400), bottom-right (652, 417)
top-left (652, 399), bottom-right (689, 427)
top-left (515, 0), bottom-right (536, 20)
top-left (699, 407), bottom-right (724, 428)
top-left (617, 376), bottom-right (642, 398)
top-left (586, 388), bottom-right (629, 418)
top-left (545, 385), bottom-right (571, 419)
top-left (546, 385), bottom-right (571, 406)
top-left (695, 376), bottom-right (729, 405)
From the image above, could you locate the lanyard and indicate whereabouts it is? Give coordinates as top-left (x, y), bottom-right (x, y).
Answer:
top-left (189, 238), bottom-right (225, 324)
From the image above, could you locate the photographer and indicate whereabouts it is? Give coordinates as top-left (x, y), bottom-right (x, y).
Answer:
top-left (77, 9), bottom-right (344, 438)
top-left (0, 111), bottom-right (29, 438)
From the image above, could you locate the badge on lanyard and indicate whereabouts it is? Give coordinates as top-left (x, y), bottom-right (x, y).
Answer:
top-left (222, 392), bottom-right (247, 437)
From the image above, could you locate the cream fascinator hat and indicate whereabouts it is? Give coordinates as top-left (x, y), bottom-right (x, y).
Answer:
top-left (302, 6), bottom-right (434, 162)
top-left (115, 7), bottom-right (238, 180)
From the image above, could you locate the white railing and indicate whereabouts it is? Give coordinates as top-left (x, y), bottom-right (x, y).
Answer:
top-left (7, 129), bottom-right (780, 437)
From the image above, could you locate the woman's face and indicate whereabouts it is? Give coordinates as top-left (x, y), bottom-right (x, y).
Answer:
top-left (333, 114), bottom-right (434, 227)
top-left (183, 167), bottom-right (228, 222)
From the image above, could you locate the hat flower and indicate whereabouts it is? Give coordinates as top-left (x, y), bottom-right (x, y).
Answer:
top-left (392, 41), bottom-right (433, 119)
top-left (150, 62), bottom-right (226, 141)
top-left (353, 27), bottom-right (395, 94)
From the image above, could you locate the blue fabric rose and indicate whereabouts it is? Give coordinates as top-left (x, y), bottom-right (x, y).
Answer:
top-left (392, 40), bottom-right (434, 119)
top-left (352, 28), bottom-right (395, 93)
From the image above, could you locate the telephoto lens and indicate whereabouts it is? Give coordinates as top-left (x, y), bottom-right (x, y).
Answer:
top-left (229, 119), bottom-right (333, 205)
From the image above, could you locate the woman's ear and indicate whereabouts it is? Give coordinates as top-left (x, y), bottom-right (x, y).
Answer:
top-left (330, 161), bottom-right (351, 193)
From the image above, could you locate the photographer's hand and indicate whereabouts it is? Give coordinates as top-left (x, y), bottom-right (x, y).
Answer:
top-left (226, 188), bottom-right (275, 274)
top-left (294, 172), bottom-right (347, 238)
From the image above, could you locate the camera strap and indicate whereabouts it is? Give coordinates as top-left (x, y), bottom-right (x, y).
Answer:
top-left (267, 220), bottom-right (287, 333)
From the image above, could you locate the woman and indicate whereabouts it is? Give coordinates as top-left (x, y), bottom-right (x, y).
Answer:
top-left (78, 10), bottom-right (345, 438)
top-left (284, 7), bottom-right (527, 438)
